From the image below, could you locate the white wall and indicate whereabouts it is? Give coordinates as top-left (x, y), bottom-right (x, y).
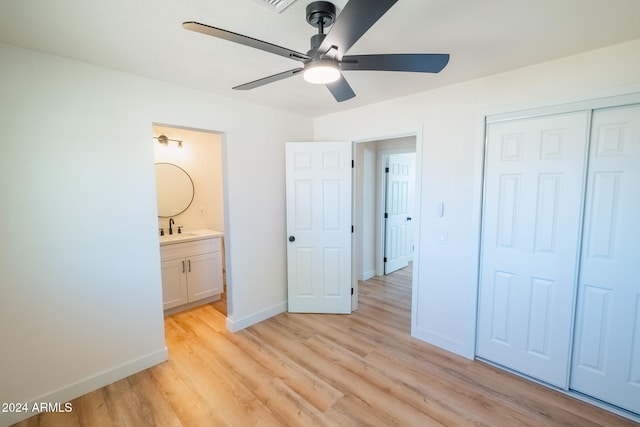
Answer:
top-left (314, 39), bottom-right (640, 359)
top-left (0, 43), bottom-right (312, 426)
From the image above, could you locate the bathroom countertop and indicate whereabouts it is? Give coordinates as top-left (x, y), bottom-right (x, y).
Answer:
top-left (159, 228), bottom-right (224, 246)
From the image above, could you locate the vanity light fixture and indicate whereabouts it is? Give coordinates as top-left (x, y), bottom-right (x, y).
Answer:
top-left (154, 134), bottom-right (183, 148)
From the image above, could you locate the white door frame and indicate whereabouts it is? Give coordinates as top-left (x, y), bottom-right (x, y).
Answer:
top-left (352, 131), bottom-right (423, 315)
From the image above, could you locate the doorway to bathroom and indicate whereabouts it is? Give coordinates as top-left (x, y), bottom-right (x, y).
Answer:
top-left (152, 123), bottom-right (228, 316)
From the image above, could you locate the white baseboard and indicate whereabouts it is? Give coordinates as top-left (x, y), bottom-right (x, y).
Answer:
top-left (226, 301), bottom-right (287, 332)
top-left (411, 326), bottom-right (474, 360)
top-left (360, 270), bottom-right (375, 281)
top-left (0, 348), bottom-right (168, 427)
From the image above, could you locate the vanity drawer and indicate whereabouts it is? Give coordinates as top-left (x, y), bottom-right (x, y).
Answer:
top-left (160, 237), bottom-right (221, 260)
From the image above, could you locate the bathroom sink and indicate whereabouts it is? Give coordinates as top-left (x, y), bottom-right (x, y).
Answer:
top-left (159, 229), bottom-right (223, 245)
top-left (175, 232), bottom-right (198, 238)
top-left (160, 232), bottom-right (197, 242)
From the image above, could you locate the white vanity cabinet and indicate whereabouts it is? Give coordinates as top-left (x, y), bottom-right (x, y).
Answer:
top-left (160, 233), bottom-right (223, 313)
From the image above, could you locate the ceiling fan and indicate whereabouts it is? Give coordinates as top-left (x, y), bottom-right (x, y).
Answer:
top-left (183, 0), bottom-right (449, 102)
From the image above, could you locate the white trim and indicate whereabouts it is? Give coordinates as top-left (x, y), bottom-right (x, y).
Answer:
top-left (376, 153), bottom-right (387, 276)
top-left (225, 301), bottom-right (287, 332)
top-left (485, 90), bottom-right (640, 123)
top-left (1, 348), bottom-right (168, 426)
top-left (467, 113), bottom-right (488, 360)
top-left (412, 327), bottom-right (472, 359)
top-left (360, 269), bottom-right (375, 281)
top-left (410, 126), bottom-right (424, 346)
top-left (351, 141), bottom-right (358, 312)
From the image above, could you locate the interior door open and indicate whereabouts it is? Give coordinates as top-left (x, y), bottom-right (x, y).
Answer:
top-left (286, 141), bottom-right (352, 313)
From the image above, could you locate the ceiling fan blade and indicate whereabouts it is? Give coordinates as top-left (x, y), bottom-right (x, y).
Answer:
top-left (318, 0), bottom-right (397, 58)
top-left (233, 68), bottom-right (304, 90)
top-left (183, 21), bottom-right (310, 62)
top-left (341, 53), bottom-right (450, 73)
top-left (326, 75), bottom-right (356, 102)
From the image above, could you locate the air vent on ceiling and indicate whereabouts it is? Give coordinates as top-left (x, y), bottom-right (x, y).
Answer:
top-left (255, 0), bottom-right (298, 13)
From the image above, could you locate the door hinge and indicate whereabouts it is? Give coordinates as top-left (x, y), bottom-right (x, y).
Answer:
top-left (385, 167), bottom-right (389, 173)
top-left (351, 225), bottom-right (354, 233)
top-left (352, 160), bottom-right (355, 168)
top-left (384, 212), bottom-right (388, 219)
top-left (351, 287), bottom-right (354, 295)
top-left (384, 257), bottom-right (387, 263)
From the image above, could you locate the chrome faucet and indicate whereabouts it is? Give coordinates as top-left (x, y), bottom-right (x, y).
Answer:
top-left (169, 218), bottom-right (175, 235)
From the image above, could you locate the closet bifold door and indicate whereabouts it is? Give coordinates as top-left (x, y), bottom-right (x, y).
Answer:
top-left (570, 104), bottom-right (640, 415)
top-left (477, 111), bottom-right (590, 388)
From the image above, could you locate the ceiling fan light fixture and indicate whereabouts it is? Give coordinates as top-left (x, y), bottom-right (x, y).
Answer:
top-left (184, 0), bottom-right (449, 102)
top-left (303, 60), bottom-right (340, 84)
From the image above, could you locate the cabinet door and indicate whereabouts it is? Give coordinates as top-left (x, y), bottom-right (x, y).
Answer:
top-left (187, 251), bottom-right (223, 302)
top-left (570, 105), bottom-right (640, 414)
top-left (477, 111), bottom-right (589, 388)
top-left (161, 258), bottom-right (189, 310)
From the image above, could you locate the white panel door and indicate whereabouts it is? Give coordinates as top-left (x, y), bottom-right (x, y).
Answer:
top-left (286, 142), bottom-right (352, 313)
top-left (384, 153), bottom-right (414, 274)
top-left (570, 105), bottom-right (640, 414)
top-left (477, 111), bottom-right (589, 388)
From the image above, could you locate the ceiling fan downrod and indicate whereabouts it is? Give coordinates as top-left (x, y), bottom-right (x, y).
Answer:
top-left (306, 1), bottom-right (336, 55)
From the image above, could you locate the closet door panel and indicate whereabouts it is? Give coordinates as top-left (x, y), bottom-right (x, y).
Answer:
top-left (477, 111), bottom-right (590, 388)
top-left (570, 104), bottom-right (640, 415)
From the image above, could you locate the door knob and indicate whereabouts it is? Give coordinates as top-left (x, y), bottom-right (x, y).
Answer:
top-left (407, 217), bottom-right (412, 221)
top-left (289, 235), bottom-right (296, 242)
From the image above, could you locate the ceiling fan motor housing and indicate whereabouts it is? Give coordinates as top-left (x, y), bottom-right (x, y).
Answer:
top-left (306, 1), bottom-right (336, 30)
top-left (306, 1), bottom-right (336, 57)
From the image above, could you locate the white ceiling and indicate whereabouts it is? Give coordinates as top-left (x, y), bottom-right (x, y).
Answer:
top-left (1, 0), bottom-right (639, 118)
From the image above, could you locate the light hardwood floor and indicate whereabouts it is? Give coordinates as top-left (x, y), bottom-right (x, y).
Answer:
top-left (14, 265), bottom-right (638, 426)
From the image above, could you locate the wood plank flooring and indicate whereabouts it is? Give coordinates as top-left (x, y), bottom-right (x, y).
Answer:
top-left (14, 265), bottom-right (638, 426)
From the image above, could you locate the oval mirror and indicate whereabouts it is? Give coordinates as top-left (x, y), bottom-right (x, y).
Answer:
top-left (155, 163), bottom-right (194, 217)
